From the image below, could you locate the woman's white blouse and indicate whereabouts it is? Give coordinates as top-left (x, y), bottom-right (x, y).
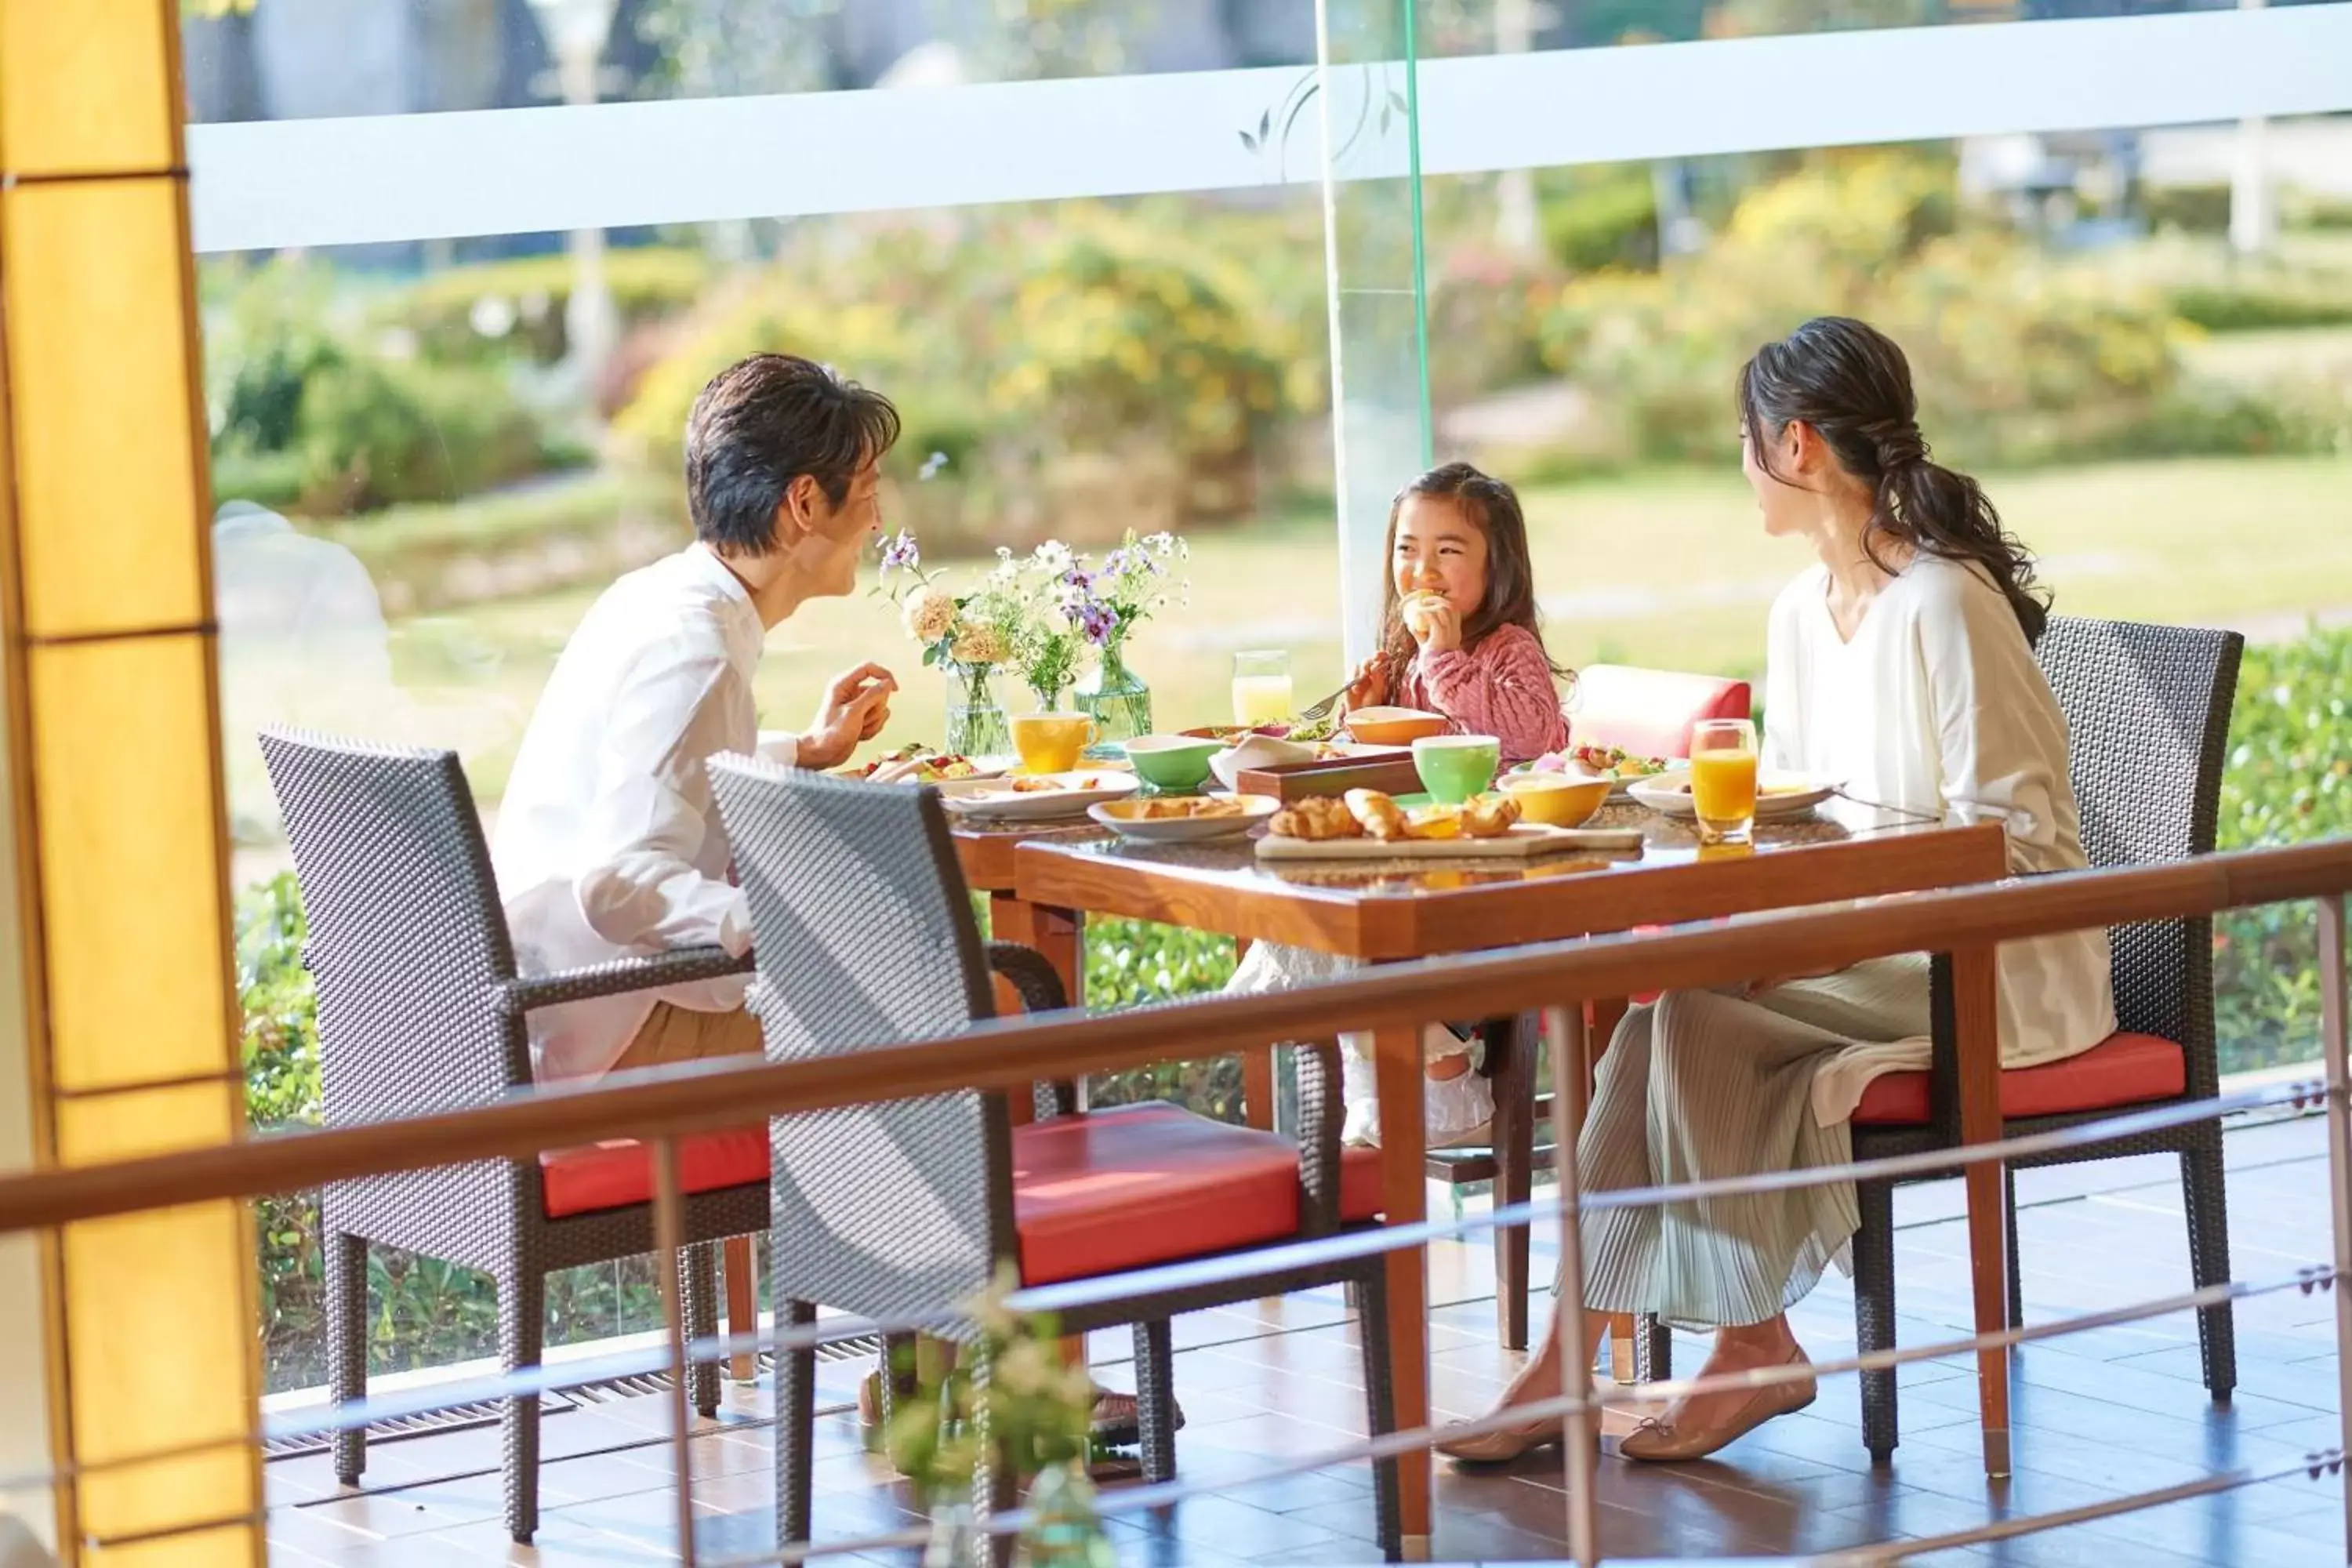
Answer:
top-left (1762, 556), bottom-right (2118, 1123)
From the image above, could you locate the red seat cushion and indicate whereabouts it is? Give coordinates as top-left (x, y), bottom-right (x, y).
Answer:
top-left (1014, 1102), bottom-right (1385, 1285)
top-left (1568, 666), bottom-right (1752, 760)
top-left (1851, 1033), bottom-right (2186, 1126)
top-left (540, 1127), bottom-right (769, 1218)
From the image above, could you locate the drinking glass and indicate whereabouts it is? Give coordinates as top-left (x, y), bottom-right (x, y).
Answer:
top-left (1231, 650), bottom-right (1294, 728)
top-left (1688, 718), bottom-right (1759, 844)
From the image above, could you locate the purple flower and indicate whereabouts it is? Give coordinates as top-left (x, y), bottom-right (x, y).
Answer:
top-left (879, 530), bottom-right (920, 578)
top-left (1079, 601), bottom-right (1120, 646)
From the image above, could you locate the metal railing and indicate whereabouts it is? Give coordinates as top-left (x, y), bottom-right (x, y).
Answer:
top-left (1, 840), bottom-right (2347, 1566)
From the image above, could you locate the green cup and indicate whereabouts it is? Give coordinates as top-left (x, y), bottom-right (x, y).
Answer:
top-left (1412, 734), bottom-right (1501, 805)
top-left (1123, 735), bottom-right (1221, 793)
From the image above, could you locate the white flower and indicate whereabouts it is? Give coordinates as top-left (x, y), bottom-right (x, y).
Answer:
top-left (903, 586), bottom-right (956, 644)
top-left (1146, 532), bottom-right (1177, 559)
top-left (1034, 540), bottom-right (1074, 575)
top-left (950, 623), bottom-right (1008, 665)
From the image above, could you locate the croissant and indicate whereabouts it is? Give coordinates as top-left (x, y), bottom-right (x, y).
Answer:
top-left (1461, 793), bottom-right (1524, 838)
top-left (1345, 789), bottom-right (1410, 841)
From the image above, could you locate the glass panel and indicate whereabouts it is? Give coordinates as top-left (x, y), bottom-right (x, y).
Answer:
top-left (30, 635), bottom-right (231, 1094)
top-left (0, 0), bottom-right (176, 176)
top-left (0, 180), bottom-right (209, 640)
top-left (1319, 0), bottom-right (1431, 664)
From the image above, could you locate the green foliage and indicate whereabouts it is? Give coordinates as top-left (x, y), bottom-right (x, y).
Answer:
top-left (2171, 285), bottom-right (2352, 335)
top-left (2213, 626), bottom-right (2352, 1073)
top-left (202, 258), bottom-right (563, 517)
top-left (1537, 151), bottom-right (2208, 467)
top-left (1083, 919), bottom-right (1243, 1122)
top-left (616, 203), bottom-right (1316, 551)
top-left (1537, 162), bottom-right (1660, 274)
top-left (390, 248), bottom-right (716, 365)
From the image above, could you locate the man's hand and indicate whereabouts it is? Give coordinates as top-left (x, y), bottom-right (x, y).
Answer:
top-left (1345, 652), bottom-right (1392, 711)
top-left (797, 662), bottom-right (897, 771)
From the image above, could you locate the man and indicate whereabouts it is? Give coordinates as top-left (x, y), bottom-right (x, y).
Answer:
top-left (494, 354), bottom-right (900, 1082)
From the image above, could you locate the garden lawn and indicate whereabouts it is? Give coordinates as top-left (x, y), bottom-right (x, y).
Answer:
top-left (365, 454), bottom-right (2352, 808)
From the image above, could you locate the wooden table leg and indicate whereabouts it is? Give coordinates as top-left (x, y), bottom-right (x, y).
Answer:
top-left (991, 894), bottom-right (1083, 1122)
top-left (1953, 944), bottom-right (2011, 1476)
top-left (1581, 998), bottom-right (1639, 1383)
top-left (1230, 938), bottom-right (1276, 1131)
top-left (1372, 1018), bottom-right (1432, 1552)
top-left (724, 1235), bottom-right (757, 1383)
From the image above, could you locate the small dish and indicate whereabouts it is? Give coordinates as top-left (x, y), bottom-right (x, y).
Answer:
top-left (1210, 734), bottom-right (1317, 792)
top-left (1123, 735), bottom-right (1223, 793)
top-left (1345, 706), bottom-right (1450, 747)
top-left (1089, 793), bottom-right (1279, 843)
top-left (1500, 771), bottom-right (1611, 827)
top-left (1628, 771), bottom-right (1836, 821)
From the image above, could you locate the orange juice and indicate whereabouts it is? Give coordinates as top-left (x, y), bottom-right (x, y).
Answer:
top-left (1689, 750), bottom-right (1758, 838)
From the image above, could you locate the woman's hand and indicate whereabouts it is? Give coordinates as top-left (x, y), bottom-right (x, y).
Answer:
top-left (1345, 652), bottom-right (1392, 710)
top-left (1406, 591), bottom-right (1463, 655)
top-left (797, 662), bottom-right (897, 770)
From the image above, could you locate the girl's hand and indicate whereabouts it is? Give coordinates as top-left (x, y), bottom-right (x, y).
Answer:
top-left (1410, 593), bottom-right (1464, 655)
top-left (1345, 652), bottom-right (1392, 710)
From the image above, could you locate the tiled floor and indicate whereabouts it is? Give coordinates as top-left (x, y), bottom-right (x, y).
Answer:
top-left (266, 1111), bottom-right (2352, 1566)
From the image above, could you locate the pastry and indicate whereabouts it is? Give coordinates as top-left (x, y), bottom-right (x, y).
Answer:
top-left (1269, 796), bottom-right (1360, 841)
top-left (1461, 793), bottom-right (1524, 838)
top-left (1403, 803), bottom-right (1462, 840)
top-left (1345, 789), bottom-right (1410, 841)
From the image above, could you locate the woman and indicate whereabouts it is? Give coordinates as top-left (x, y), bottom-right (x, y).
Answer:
top-left (1439, 317), bottom-right (2116, 1465)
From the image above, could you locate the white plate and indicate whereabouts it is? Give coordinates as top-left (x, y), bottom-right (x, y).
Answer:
top-left (858, 753), bottom-right (1012, 785)
top-left (1088, 794), bottom-right (1281, 844)
top-left (1511, 760), bottom-right (1687, 803)
top-left (1628, 771), bottom-right (1837, 821)
top-left (936, 771), bottom-right (1140, 822)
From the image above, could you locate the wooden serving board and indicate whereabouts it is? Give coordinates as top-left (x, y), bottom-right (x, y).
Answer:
top-left (1255, 824), bottom-right (1645, 861)
top-left (1235, 754), bottom-right (1423, 802)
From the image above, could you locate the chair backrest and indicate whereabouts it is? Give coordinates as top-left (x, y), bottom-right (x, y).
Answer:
top-left (258, 729), bottom-right (528, 1125)
top-left (1567, 665), bottom-right (1751, 760)
top-left (2034, 616), bottom-right (2243, 1071)
top-left (705, 754), bottom-right (1012, 1323)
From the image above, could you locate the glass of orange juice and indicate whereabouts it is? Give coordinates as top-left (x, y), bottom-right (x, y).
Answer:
top-left (1688, 718), bottom-right (1759, 844)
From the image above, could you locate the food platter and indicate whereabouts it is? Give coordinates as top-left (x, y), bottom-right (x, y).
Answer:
top-left (935, 771), bottom-right (1140, 822)
top-left (1256, 823), bottom-right (1642, 860)
top-left (1088, 793), bottom-right (1281, 844)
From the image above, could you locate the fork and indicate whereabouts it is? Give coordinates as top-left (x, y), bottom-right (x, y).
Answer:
top-left (1293, 682), bottom-right (1351, 727)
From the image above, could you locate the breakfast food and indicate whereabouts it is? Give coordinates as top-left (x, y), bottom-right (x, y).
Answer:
top-left (1402, 590), bottom-right (1450, 640)
top-left (1461, 793), bottom-right (1524, 837)
top-left (1403, 803), bottom-right (1461, 840)
top-left (1345, 788), bottom-right (1410, 841)
top-left (857, 743), bottom-right (982, 785)
top-left (1268, 797), bottom-right (1361, 841)
top-left (1570, 743), bottom-right (1668, 779)
top-left (1124, 796), bottom-right (1246, 821)
top-left (1006, 774), bottom-right (1107, 793)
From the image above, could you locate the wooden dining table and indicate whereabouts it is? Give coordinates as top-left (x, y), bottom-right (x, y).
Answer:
top-left (1003, 800), bottom-right (2016, 1551)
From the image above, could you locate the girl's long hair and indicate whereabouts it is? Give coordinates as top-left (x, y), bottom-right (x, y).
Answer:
top-left (1377, 461), bottom-right (1568, 680)
top-left (1739, 316), bottom-right (2049, 642)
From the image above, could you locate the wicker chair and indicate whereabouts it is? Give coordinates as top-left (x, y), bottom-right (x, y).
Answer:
top-left (259, 729), bottom-right (770, 1541)
top-left (1845, 616), bottom-right (2245, 1461)
top-left (1429, 667), bottom-right (1751, 1357)
top-left (704, 755), bottom-right (1402, 1560)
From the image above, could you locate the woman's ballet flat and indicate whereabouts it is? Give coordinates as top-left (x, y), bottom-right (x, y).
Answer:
top-left (1616, 1352), bottom-right (1817, 1463)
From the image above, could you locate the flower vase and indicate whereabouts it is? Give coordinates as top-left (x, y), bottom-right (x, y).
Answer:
top-left (1075, 637), bottom-right (1151, 758)
top-left (1026, 680), bottom-right (1072, 716)
top-left (921, 1501), bottom-right (980, 1568)
top-left (1022, 1464), bottom-right (1117, 1568)
top-left (945, 662), bottom-right (1011, 760)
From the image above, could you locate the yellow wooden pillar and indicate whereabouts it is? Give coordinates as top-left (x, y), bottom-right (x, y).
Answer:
top-left (0, 2), bottom-right (264, 1563)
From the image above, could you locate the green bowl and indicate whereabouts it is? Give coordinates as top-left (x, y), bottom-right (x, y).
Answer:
top-left (1123, 735), bottom-right (1221, 793)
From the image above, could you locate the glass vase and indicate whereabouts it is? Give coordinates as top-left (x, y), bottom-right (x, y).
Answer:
top-left (1026, 677), bottom-right (1072, 715)
top-left (1075, 636), bottom-right (1151, 757)
top-left (1022, 1463), bottom-right (1117, 1568)
top-left (945, 662), bottom-right (1011, 760)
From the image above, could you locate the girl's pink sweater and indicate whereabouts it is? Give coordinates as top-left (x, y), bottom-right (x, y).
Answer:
top-left (1395, 622), bottom-right (1568, 765)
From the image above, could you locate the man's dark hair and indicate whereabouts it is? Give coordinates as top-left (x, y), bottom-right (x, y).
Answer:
top-left (683, 354), bottom-right (901, 555)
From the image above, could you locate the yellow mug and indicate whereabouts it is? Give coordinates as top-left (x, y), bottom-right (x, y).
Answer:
top-left (1011, 712), bottom-right (1099, 774)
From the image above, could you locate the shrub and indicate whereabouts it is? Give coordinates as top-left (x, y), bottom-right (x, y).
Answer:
top-left (2213, 626), bottom-right (2352, 1074)
top-left (1536, 152), bottom-right (2187, 467)
top-left (616, 203), bottom-right (1313, 552)
top-left (391, 246), bottom-right (716, 365)
top-left (1537, 162), bottom-right (1660, 274)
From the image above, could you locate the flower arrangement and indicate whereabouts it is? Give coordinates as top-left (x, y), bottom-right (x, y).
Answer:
top-left (884, 1263), bottom-right (1113, 1567)
top-left (877, 529), bottom-right (1189, 713)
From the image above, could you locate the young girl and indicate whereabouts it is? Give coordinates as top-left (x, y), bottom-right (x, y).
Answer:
top-left (1228, 461), bottom-right (1570, 1147)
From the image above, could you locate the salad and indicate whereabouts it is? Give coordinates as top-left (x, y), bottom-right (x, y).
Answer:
top-left (1523, 744), bottom-right (1672, 780)
top-left (855, 743), bottom-right (984, 785)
